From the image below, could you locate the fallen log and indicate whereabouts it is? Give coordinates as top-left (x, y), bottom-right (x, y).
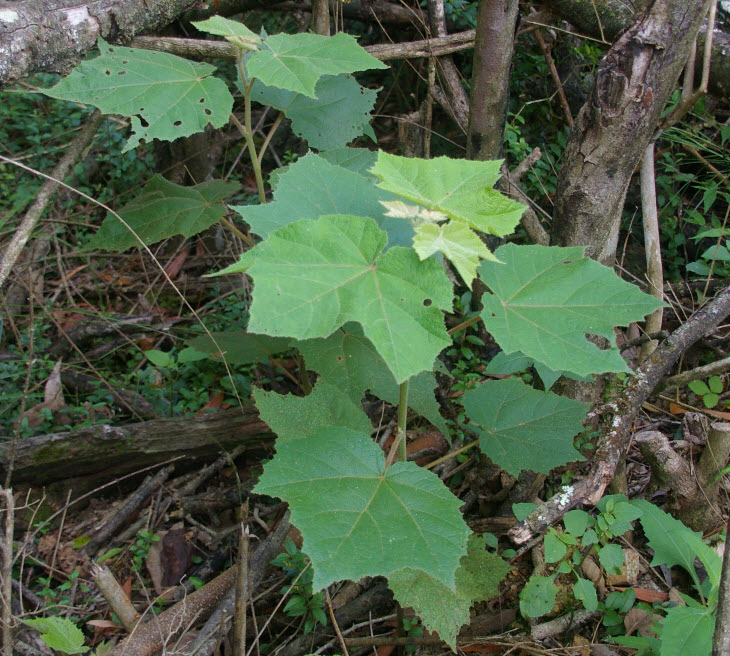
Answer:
top-left (0, 406), bottom-right (273, 484)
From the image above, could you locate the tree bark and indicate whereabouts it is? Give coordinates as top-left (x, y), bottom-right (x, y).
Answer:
top-left (466, 0), bottom-right (520, 161)
top-left (551, 0), bottom-right (712, 264)
top-left (0, 406), bottom-right (272, 483)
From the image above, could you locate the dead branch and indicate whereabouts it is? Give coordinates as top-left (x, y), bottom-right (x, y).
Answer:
top-left (0, 407), bottom-right (272, 484)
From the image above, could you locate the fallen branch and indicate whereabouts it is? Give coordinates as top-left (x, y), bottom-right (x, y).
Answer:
top-left (0, 407), bottom-right (272, 484)
top-left (510, 282), bottom-right (730, 544)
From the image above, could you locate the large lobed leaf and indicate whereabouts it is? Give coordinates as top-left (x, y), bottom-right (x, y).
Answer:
top-left (187, 331), bottom-right (291, 364)
top-left (234, 215), bottom-right (453, 383)
top-left (370, 153), bottom-right (525, 237)
top-left (299, 325), bottom-right (448, 436)
top-left (255, 426), bottom-right (469, 591)
top-left (462, 378), bottom-right (587, 476)
top-left (388, 535), bottom-right (510, 648)
top-left (479, 244), bottom-right (666, 376)
top-left (44, 39), bottom-right (233, 152)
top-left (231, 154), bottom-right (412, 248)
top-left (253, 380), bottom-right (373, 440)
top-left (246, 32), bottom-right (387, 98)
top-left (252, 74), bottom-right (378, 150)
top-left (87, 175), bottom-right (239, 251)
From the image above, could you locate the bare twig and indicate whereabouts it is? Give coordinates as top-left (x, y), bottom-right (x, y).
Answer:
top-left (659, 356), bottom-right (730, 392)
top-left (533, 29), bottom-right (573, 126)
top-left (233, 503), bottom-right (250, 656)
top-left (0, 111), bottom-right (103, 289)
top-left (92, 565), bottom-right (140, 632)
top-left (325, 589), bottom-right (350, 656)
top-left (0, 489), bottom-right (13, 656)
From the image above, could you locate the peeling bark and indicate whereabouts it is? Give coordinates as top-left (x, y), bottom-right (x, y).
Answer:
top-left (0, 0), bottom-right (204, 87)
top-left (551, 0), bottom-right (712, 264)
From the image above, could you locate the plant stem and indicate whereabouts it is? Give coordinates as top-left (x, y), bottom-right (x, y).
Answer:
top-left (397, 380), bottom-right (409, 462)
top-left (234, 54), bottom-right (267, 204)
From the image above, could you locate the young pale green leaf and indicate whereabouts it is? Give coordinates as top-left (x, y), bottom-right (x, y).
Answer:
top-left (298, 325), bottom-right (448, 436)
top-left (187, 331), bottom-right (291, 364)
top-left (388, 535), bottom-right (510, 649)
top-left (253, 379), bottom-right (373, 440)
top-left (658, 606), bottom-right (715, 656)
top-left (87, 175), bottom-right (239, 251)
top-left (370, 153), bottom-right (525, 236)
top-left (479, 244), bottom-right (666, 376)
top-left (255, 427), bottom-right (469, 591)
top-left (231, 154), bottom-right (412, 247)
top-left (519, 574), bottom-right (557, 618)
top-left (462, 378), bottom-right (587, 477)
top-left (413, 221), bottom-right (496, 287)
top-left (631, 499), bottom-right (721, 594)
top-left (246, 32), bottom-right (387, 98)
top-left (252, 75), bottom-right (378, 150)
top-left (44, 39), bottom-right (233, 152)
top-left (23, 617), bottom-right (89, 654)
top-left (242, 215), bottom-right (452, 383)
top-left (191, 16), bottom-right (261, 48)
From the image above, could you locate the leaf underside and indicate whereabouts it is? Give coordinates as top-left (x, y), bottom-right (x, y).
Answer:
top-left (462, 377), bottom-right (587, 476)
top-left (87, 175), bottom-right (239, 251)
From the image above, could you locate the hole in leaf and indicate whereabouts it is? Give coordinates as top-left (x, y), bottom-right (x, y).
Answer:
top-left (139, 108), bottom-right (144, 112)
top-left (104, 69), bottom-right (111, 75)
top-left (139, 117), bottom-right (150, 128)
top-left (400, 298), bottom-right (405, 302)
top-left (204, 108), bottom-right (212, 116)
top-left (423, 298), bottom-right (432, 307)
top-left (174, 120), bottom-right (182, 127)
top-left (118, 70), bottom-right (126, 75)
top-left (199, 98), bottom-right (205, 103)
top-left (122, 60), bottom-right (128, 64)
top-left (336, 356), bottom-right (344, 362)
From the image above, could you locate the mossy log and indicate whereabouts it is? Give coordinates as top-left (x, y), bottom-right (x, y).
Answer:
top-left (0, 406), bottom-right (273, 484)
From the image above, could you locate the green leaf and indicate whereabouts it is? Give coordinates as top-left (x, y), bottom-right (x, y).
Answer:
top-left (513, 502), bottom-right (538, 521)
top-left (519, 574), bottom-right (557, 618)
top-left (462, 378), bottom-right (587, 476)
top-left (479, 244), bottom-right (666, 376)
top-left (253, 380), bottom-right (373, 441)
top-left (388, 535), bottom-right (510, 649)
top-left (563, 510), bottom-right (591, 537)
top-left (192, 16), bottom-right (261, 48)
top-left (23, 617), bottom-right (89, 654)
top-left (145, 349), bottom-right (173, 368)
top-left (371, 153), bottom-right (525, 236)
top-left (177, 347), bottom-right (208, 364)
top-left (544, 531), bottom-right (567, 563)
top-left (298, 325), bottom-right (448, 436)
top-left (485, 351), bottom-right (532, 375)
top-left (44, 39), bottom-right (233, 152)
top-left (414, 222), bottom-right (496, 287)
top-left (573, 576), bottom-right (598, 611)
top-left (320, 147), bottom-right (378, 176)
top-left (252, 74), bottom-right (378, 150)
top-left (231, 154), bottom-right (412, 247)
top-left (703, 393), bottom-right (719, 408)
top-left (708, 376), bottom-right (724, 394)
top-left (689, 380), bottom-right (711, 396)
top-left (246, 32), bottom-right (387, 98)
top-left (598, 544), bottom-right (625, 574)
top-left (632, 500), bottom-right (721, 596)
top-left (188, 331), bottom-right (291, 364)
top-left (255, 427), bottom-right (469, 591)
top-left (240, 215), bottom-right (452, 383)
top-left (658, 606), bottom-right (715, 656)
top-left (87, 175), bottom-right (239, 251)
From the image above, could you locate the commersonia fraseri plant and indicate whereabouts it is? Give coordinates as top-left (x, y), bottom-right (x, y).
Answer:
top-left (38, 17), bottom-right (665, 646)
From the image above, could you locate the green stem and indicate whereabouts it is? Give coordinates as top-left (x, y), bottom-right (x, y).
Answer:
top-left (397, 380), bottom-right (409, 462)
top-left (235, 54), bottom-right (267, 204)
